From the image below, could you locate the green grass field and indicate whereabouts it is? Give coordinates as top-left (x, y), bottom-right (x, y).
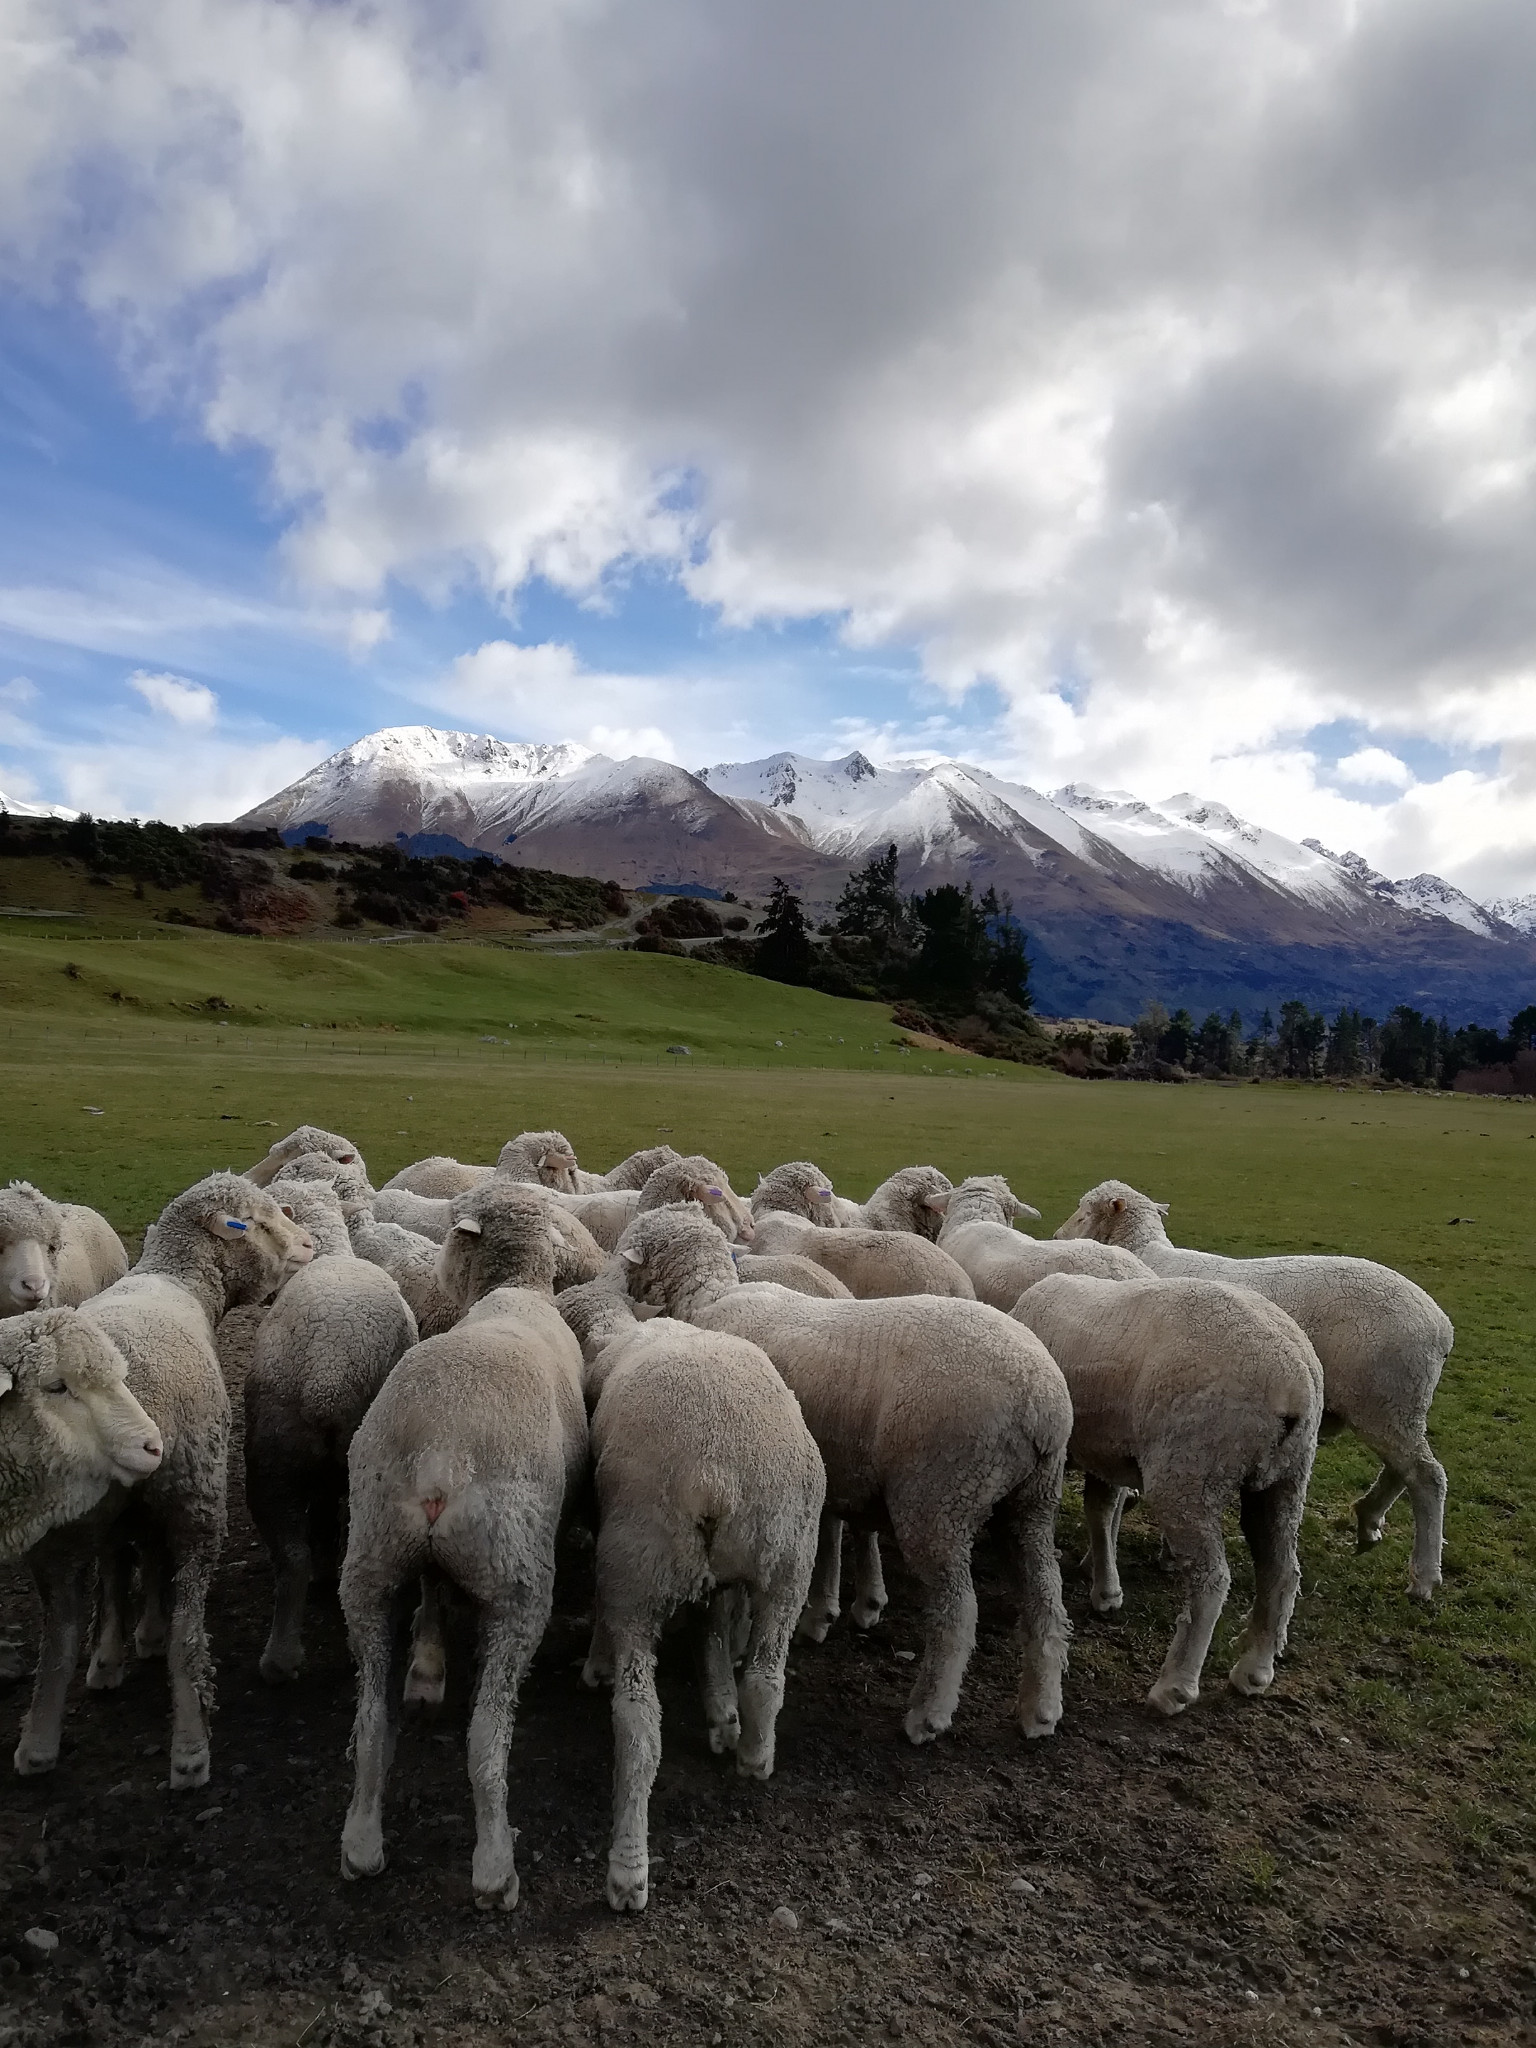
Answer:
top-left (4, 928), bottom-right (1534, 1839)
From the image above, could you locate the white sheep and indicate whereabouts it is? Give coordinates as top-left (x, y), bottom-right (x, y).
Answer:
top-left (930, 1176), bottom-right (1149, 1309)
top-left (544, 1189), bottom-right (642, 1252)
top-left (747, 1212), bottom-right (975, 1299)
top-left (831, 1166), bottom-right (953, 1236)
top-left (1057, 1180), bottom-right (1454, 1598)
top-left (213, 1178), bottom-right (354, 1402)
top-left (16, 1174), bottom-right (314, 1787)
top-left (750, 1161), bottom-right (842, 1228)
top-left (380, 1156), bottom-right (493, 1198)
top-left (371, 1185), bottom-right (454, 1242)
top-left (436, 1182), bottom-right (605, 1314)
top-left (558, 1280), bottom-right (824, 1911)
top-left (0, 1182), bottom-right (129, 1316)
top-left (612, 1207), bottom-right (1072, 1745)
top-left (1013, 1274), bottom-right (1323, 1713)
top-left (0, 1310), bottom-right (163, 1561)
top-left (634, 1154), bottom-right (756, 1243)
top-left (586, 1145), bottom-right (682, 1192)
top-left (244, 1230), bottom-right (418, 1683)
top-left (733, 1252), bottom-right (854, 1299)
top-left (338, 1285), bottom-right (587, 1908)
top-left (245, 1126), bottom-right (365, 1188)
top-left (495, 1129), bottom-right (582, 1192)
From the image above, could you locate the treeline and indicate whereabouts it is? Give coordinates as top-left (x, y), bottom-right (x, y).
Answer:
top-left (1122, 998), bottom-right (1536, 1087)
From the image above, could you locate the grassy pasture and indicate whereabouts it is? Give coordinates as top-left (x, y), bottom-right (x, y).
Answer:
top-left (3, 929), bottom-right (1534, 1849)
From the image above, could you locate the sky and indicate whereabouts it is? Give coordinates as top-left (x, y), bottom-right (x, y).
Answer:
top-left (1, 0), bottom-right (1534, 898)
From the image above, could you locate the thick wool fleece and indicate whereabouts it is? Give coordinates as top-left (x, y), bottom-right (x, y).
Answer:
top-left (750, 1162), bottom-right (841, 1228)
top-left (747, 1213), bottom-right (974, 1299)
top-left (635, 1157), bottom-right (755, 1244)
top-left (246, 1126), bottom-right (365, 1188)
top-left (934, 1176), bottom-right (1147, 1310)
top-left (839, 1166), bottom-right (954, 1239)
top-left (495, 1130), bottom-right (582, 1192)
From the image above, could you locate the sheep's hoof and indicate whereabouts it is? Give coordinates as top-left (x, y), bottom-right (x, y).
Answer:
top-left (581, 1657), bottom-right (612, 1690)
top-left (402, 1665), bottom-right (446, 1710)
top-left (473, 1875), bottom-right (520, 1913)
top-left (134, 1627), bottom-right (168, 1661)
top-left (903, 1706), bottom-right (951, 1746)
top-left (850, 1596), bottom-right (886, 1631)
top-left (606, 1861), bottom-right (648, 1913)
top-left (1407, 1576), bottom-right (1438, 1604)
top-left (1019, 1710), bottom-right (1060, 1741)
top-left (707, 1714), bottom-right (741, 1756)
top-left (1354, 1521), bottom-right (1384, 1553)
top-left (735, 1745), bottom-right (773, 1780)
top-left (340, 1838), bottom-right (386, 1883)
top-left (1089, 1589), bottom-right (1124, 1616)
top-left (1146, 1680), bottom-right (1195, 1718)
top-left (12, 1742), bottom-right (58, 1777)
top-left (168, 1747), bottom-right (211, 1790)
top-left (85, 1656), bottom-right (126, 1692)
top-left (259, 1648), bottom-right (302, 1685)
top-left (1227, 1656), bottom-right (1274, 1697)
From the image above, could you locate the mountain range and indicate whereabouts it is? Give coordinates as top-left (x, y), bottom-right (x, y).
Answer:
top-left (233, 724), bottom-right (1536, 1023)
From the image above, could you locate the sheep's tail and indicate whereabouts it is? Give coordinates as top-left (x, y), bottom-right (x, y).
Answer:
top-left (1247, 1407), bottom-right (1312, 1493)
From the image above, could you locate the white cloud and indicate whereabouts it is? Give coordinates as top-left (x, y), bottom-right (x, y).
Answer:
top-left (5, 1), bottom-right (1536, 888)
top-left (1334, 747), bottom-right (1415, 791)
top-left (418, 640), bottom-right (681, 761)
top-left (128, 669), bottom-right (219, 726)
top-left (346, 609), bottom-right (391, 657)
top-left (56, 732), bottom-right (325, 826)
top-left (1, 677), bottom-right (38, 705)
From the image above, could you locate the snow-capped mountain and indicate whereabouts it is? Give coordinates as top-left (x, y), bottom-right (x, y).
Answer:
top-left (238, 727), bottom-right (1536, 1021)
top-left (0, 789), bottom-right (76, 820)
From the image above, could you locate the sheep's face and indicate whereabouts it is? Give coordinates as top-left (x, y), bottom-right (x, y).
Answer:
top-left (752, 1163), bottom-right (839, 1228)
top-left (438, 1197), bottom-right (565, 1311)
top-left (0, 1183), bottom-right (63, 1315)
top-left (935, 1175), bottom-right (1041, 1229)
top-left (496, 1130), bottom-right (581, 1194)
top-left (267, 1180), bottom-right (351, 1260)
top-left (202, 1186), bottom-right (317, 1303)
top-left (868, 1166), bottom-right (952, 1240)
top-left (1054, 1180), bottom-right (1165, 1246)
top-left (246, 1127), bottom-right (362, 1188)
top-left (0, 1310), bottom-right (163, 1489)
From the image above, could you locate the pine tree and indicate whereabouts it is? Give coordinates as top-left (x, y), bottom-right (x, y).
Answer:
top-left (754, 877), bottom-right (815, 985)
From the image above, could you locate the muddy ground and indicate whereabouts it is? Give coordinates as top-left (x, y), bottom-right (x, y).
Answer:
top-left (1, 1467), bottom-right (1532, 2048)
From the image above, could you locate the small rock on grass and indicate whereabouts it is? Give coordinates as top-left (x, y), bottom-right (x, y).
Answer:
top-left (23, 1928), bottom-right (59, 1960)
top-left (770, 1906), bottom-right (798, 1932)
top-left (1009, 1878), bottom-right (1037, 1895)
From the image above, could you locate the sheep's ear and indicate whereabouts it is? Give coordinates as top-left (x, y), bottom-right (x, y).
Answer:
top-left (619, 1248), bottom-right (644, 1266)
top-left (706, 1185), bottom-right (724, 1201)
top-left (548, 1226), bottom-right (565, 1250)
top-left (755, 1173), bottom-right (765, 1188)
top-left (338, 1153), bottom-right (356, 1165)
top-left (816, 1187), bottom-right (833, 1199)
top-left (1155, 1201), bottom-right (1170, 1216)
top-left (205, 1213), bottom-right (251, 1239)
top-left (1110, 1198), bottom-right (1125, 1215)
top-left (453, 1217), bottom-right (483, 1238)
top-left (278, 1204), bottom-right (297, 1220)
top-left (924, 1191), bottom-right (951, 1213)
top-left (1014, 1198), bottom-right (1043, 1220)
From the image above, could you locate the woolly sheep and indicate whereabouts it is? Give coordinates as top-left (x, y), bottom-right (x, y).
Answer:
top-left (635, 1155), bottom-right (756, 1243)
top-left (571, 1291), bottom-right (825, 1911)
top-left (831, 1166), bottom-right (953, 1237)
top-left (747, 1212), bottom-right (975, 1299)
top-left (245, 1240), bottom-right (418, 1683)
top-left (372, 1186), bottom-right (454, 1242)
top-left (495, 1129), bottom-right (582, 1192)
top-left (733, 1252), bottom-right (854, 1300)
top-left (0, 1310), bottom-right (163, 1561)
top-left (590, 1145), bottom-right (682, 1192)
top-left (16, 1174), bottom-right (313, 1787)
top-left (613, 1207), bottom-right (1072, 1744)
top-left (338, 1286), bottom-right (587, 1908)
top-left (544, 1189), bottom-right (643, 1252)
top-left (931, 1176), bottom-right (1149, 1309)
top-left (750, 1161), bottom-right (842, 1227)
top-left (380, 1156), bottom-right (494, 1198)
top-left (213, 1178), bottom-right (353, 1409)
top-left (1013, 1274), bottom-right (1323, 1713)
top-left (1056, 1180), bottom-right (1454, 1598)
top-left (345, 1211), bottom-right (458, 1338)
top-left (437, 1182), bottom-right (605, 1314)
top-left (245, 1126), bottom-right (365, 1188)
top-left (0, 1182), bottom-right (129, 1317)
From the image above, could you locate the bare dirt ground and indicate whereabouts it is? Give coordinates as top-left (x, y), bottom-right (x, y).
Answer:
top-left (2, 1471), bottom-right (1533, 2048)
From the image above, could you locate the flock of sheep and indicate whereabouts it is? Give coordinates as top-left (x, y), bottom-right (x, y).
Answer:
top-left (0, 1125), bottom-right (1453, 1917)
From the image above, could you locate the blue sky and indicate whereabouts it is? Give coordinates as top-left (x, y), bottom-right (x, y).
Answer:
top-left (2, 1), bottom-right (1534, 898)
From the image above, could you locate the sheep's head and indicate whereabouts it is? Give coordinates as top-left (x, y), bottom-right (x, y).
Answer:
top-left (0, 1182), bottom-right (65, 1316)
top-left (495, 1129), bottom-right (582, 1194)
top-left (266, 1178), bottom-right (352, 1260)
top-left (1054, 1179), bottom-right (1168, 1247)
top-left (437, 1183), bottom-right (569, 1312)
top-left (272, 1150), bottom-right (374, 1205)
top-left (148, 1172), bottom-right (316, 1306)
top-left (928, 1174), bottom-right (1041, 1229)
top-left (751, 1161), bottom-right (839, 1227)
top-left (601, 1144), bottom-right (681, 1191)
top-left (864, 1165), bottom-right (953, 1239)
top-left (637, 1156), bottom-right (754, 1244)
top-left (615, 1206), bottom-right (739, 1317)
top-left (245, 1126), bottom-right (363, 1188)
top-left (0, 1310), bottom-right (164, 1557)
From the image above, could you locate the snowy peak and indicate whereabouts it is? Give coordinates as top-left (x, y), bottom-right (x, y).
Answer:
top-left (320, 726), bottom-right (593, 784)
top-left (0, 789), bottom-right (76, 819)
top-left (1489, 894), bottom-right (1536, 937)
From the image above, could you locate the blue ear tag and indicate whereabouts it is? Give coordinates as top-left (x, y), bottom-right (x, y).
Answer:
top-left (731, 1249), bottom-right (740, 1263)
top-left (227, 1219), bottom-right (249, 1232)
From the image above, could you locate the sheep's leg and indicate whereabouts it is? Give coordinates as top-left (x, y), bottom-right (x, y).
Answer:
top-left (14, 1547), bottom-right (90, 1776)
top-left (607, 1621), bottom-right (663, 1912)
top-left (1353, 1460), bottom-right (1404, 1551)
top-left (468, 1600), bottom-right (544, 1912)
top-left (1355, 1429), bottom-right (1446, 1600)
top-left (165, 1542), bottom-right (218, 1789)
top-left (581, 1609), bottom-right (615, 1689)
top-left (86, 1537), bottom-right (133, 1692)
top-left (699, 1590), bottom-right (742, 1755)
top-left (1001, 1466), bottom-right (1070, 1740)
top-left (340, 1582), bottom-right (403, 1881)
top-left (404, 1572), bottom-right (448, 1707)
top-left (849, 1532), bottom-right (888, 1630)
top-left (1082, 1475), bottom-right (1125, 1614)
top-left (797, 1515), bottom-right (843, 1641)
top-left (735, 1582), bottom-right (803, 1781)
top-left (248, 1469), bottom-right (314, 1684)
top-left (1145, 1512), bottom-right (1230, 1717)
top-left (135, 1535), bottom-right (172, 1659)
top-left (1230, 1478), bottom-right (1305, 1696)
top-left (1078, 1484), bottom-right (1132, 1574)
top-left (899, 1546), bottom-right (977, 1745)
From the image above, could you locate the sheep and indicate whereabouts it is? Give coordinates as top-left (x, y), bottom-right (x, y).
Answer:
top-left (245, 1247), bottom-right (418, 1683)
top-left (0, 1310), bottom-right (163, 1561)
top-left (372, 1186), bottom-right (454, 1242)
top-left (495, 1129), bottom-right (582, 1193)
top-left (589, 1145), bottom-right (682, 1192)
top-left (245, 1126), bottom-right (365, 1188)
top-left (566, 1289), bottom-right (825, 1912)
top-left (750, 1161), bottom-right (842, 1228)
top-left (1056, 1180), bottom-right (1454, 1598)
top-left (380, 1157), bottom-right (494, 1198)
top-left (930, 1176), bottom-right (1149, 1309)
top-left (544, 1189), bottom-right (642, 1252)
top-left (1012, 1274), bottom-right (1323, 1713)
top-left (15, 1174), bottom-right (314, 1786)
top-left (437, 1183), bottom-right (605, 1314)
top-left (612, 1206), bottom-right (1072, 1744)
top-left (213, 1179), bottom-right (352, 1403)
top-left (746, 1212), bottom-right (975, 1299)
top-left (832, 1166), bottom-right (953, 1237)
top-left (734, 1252), bottom-right (854, 1300)
top-left (0, 1182), bottom-right (129, 1316)
top-left (338, 1285), bottom-right (587, 1909)
top-left (635, 1155), bottom-right (756, 1244)
top-left (345, 1211), bottom-right (458, 1337)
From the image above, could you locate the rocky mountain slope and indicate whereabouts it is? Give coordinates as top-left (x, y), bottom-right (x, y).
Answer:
top-left (238, 726), bottom-right (1536, 1022)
